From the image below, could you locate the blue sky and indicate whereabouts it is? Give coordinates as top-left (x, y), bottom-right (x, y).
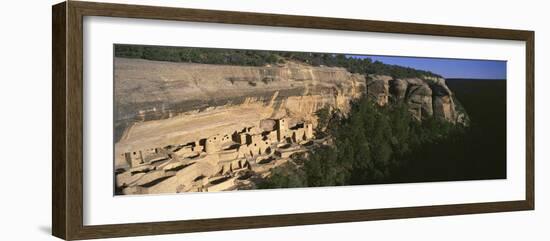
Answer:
top-left (347, 55), bottom-right (506, 79)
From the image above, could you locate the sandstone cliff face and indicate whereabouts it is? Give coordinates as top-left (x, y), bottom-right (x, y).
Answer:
top-left (366, 75), bottom-right (467, 123)
top-left (115, 58), bottom-right (366, 137)
top-left (114, 58), bottom-right (366, 153)
top-left (115, 58), bottom-right (468, 128)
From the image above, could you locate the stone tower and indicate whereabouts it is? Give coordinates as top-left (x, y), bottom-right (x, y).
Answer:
top-left (276, 118), bottom-right (289, 142)
top-left (205, 135), bottom-right (221, 154)
top-left (125, 151), bottom-right (143, 167)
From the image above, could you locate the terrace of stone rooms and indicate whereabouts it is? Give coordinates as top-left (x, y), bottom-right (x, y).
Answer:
top-left (115, 117), bottom-right (325, 195)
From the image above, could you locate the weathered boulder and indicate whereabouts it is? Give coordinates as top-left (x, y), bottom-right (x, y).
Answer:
top-left (433, 95), bottom-right (456, 121)
top-left (128, 164), bottom-right (154, 174)
top-left (429, 77), bottom-right (458, 122)
top-left (406, 81), bottom-right (433, 120)
top-left (134, 170), bottom-right (176, 187)
top-left (122, 186), bottom-right (147, 195)
top-left (116, 172), bottom-right (146, 188)
top-left (162, 161), bottom-right (189, 171)
top-left (366, 75), bottom-right (391, 105)
top-left (367, 75), bottom-right (465, 123)
top-left (389, 78), bottom-right (408, 100)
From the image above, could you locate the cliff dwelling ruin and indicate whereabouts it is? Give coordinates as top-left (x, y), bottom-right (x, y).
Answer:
top-left (116, 117), bottom-right (316, 194)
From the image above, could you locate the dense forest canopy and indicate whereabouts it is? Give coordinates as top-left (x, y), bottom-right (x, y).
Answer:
top-left (114, 45), bottom-right (442, 79)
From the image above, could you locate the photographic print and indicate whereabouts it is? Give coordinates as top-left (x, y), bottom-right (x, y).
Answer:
top-left (52, 3), bottom-right (534, 239)
top-left (113, 45), bottom-right (506, 195)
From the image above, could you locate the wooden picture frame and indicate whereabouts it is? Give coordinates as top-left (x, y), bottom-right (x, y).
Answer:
top-left (52, 1), bottom-right (534, 240)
